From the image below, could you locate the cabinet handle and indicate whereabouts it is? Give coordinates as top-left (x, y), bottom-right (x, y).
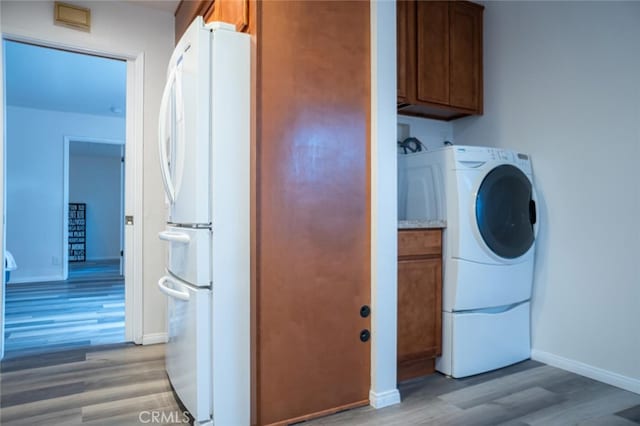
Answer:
top-left (360, 329), bottom-right (370, 342)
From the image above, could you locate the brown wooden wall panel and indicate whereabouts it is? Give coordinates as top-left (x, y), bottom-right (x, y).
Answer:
top-left (256, 1), bottom-right (371, 424)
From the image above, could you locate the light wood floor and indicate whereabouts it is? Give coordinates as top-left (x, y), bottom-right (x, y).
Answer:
top-left (4, 260), bottom-right (125, 358)
top-left (303, 361), bottom-right (640, 426)
top-left (1, 342), bottom-right (639, 426)
top-left (0, 343), bottom-right (189, 425)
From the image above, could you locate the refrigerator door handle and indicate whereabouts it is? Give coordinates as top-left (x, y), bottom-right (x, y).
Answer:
top-left (158, 276), bottom-right (190, 301)
top-left (158, 230), bottom-right (191, 244)
top-left (173, 64), bottom-right (186, 201)
top-left (158, 65), bottom-right (178, 204)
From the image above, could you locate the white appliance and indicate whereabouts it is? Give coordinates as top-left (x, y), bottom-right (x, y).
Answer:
top-left (156, 17), bottom-right (250, 425)
top-left (399, 145), bottom-right (538, 378)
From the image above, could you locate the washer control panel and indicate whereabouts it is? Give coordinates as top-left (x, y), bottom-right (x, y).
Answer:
top-left (453, 146), bottom-right (532, 175)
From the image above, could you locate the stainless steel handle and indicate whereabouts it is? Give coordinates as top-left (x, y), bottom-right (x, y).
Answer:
top-left (157, 276), bottom-right (190, 301)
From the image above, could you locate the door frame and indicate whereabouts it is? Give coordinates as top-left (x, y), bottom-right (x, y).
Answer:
top-left (63, 137), bottom-right (125, 279)
top-left (1, 34), bottom-right (145, 357)
top-left (63, 137), bottom-right (128, 332)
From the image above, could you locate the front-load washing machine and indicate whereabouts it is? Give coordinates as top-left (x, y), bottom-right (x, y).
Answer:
top-left (398, 145), bottom-right (538, 378)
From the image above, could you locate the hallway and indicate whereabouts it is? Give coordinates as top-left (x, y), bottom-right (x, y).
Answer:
top-left (3, 260), bottom-right (124, 358)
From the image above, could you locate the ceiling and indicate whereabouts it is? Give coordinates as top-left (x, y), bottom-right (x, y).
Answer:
top-left (5, 40), bottom-right (127, 117)
top-left (4, 1), bottom-right (180, 117)
top-left (126, 0), bottom-right (180, 14)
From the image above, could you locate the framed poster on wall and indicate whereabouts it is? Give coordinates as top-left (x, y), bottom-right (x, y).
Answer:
top-left (69, 203), bottom-right (86, 262)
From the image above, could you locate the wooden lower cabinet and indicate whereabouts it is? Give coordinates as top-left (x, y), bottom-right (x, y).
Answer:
top-left (397, 229), bottom-right (443, 382)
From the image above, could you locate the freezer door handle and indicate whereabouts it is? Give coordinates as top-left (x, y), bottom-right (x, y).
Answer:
top-left (158, 230), bottom-right (191, 244)
top-left (157, 276), bottom-right (190, 301)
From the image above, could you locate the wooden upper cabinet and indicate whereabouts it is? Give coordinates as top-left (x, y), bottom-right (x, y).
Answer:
top-left (174, 0), bottom-right (250, 42)
top-left (398, 0), bottom-right (483, 121)
top-left (209, 0), bottom-right (249, 32)
top-left (416, 1), bottom-right (449, 106)
top-left (449, 1), bottom-right (483, 111)
top-left (397, 0), bottom-right (409, 103)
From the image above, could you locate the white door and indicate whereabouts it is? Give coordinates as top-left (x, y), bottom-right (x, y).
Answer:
top-left (158, 17), bottom-right (211, 226)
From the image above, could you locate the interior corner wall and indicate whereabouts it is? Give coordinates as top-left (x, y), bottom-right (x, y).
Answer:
top-left (69, 152), bottom-right (122, 261)
top-left (397, 115), bottom-right (454, 151)
top-left (453, 1), bottom-right (640, 384)
top-left (370, 0), bottom-right (401, 407)
top-left (1, 1), bottom-right (174, 338)
top-left (6, 106), bottom-right (124, 283)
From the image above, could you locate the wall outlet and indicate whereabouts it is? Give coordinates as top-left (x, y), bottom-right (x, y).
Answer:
top-left (52, 256), bottom-right (61, 265)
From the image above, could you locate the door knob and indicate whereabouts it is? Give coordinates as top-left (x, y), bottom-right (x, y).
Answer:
top-left (360, 305), bottom-right (371, 318)
top-left (360, 329), bottom-right (370, 342)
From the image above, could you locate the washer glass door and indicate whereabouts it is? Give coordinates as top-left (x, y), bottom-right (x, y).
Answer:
top-left (475, 165), bottom-right (536, 259)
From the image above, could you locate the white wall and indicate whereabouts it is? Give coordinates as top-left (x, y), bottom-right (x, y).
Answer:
top-left (454, 1), bottom-right (640, 387)
top-left (369, 0), bottom-right (401, 409)
top-left (69, 151), bottom-right (122, 261)
top-left (398, 115), bottom-right (453, 152)
top-left (6, 106), bottom-right (124, 282)
top-left (1, 1), bottom-right (174, 337)
top-left (0, 5), bottom-right (6, 358)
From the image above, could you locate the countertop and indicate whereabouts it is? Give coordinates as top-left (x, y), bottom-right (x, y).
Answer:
top-left (398, 219), bottom-right (446, 229)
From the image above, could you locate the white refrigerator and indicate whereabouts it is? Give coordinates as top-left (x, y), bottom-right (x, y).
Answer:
top-left (156, 17), bottom-right (250, 426)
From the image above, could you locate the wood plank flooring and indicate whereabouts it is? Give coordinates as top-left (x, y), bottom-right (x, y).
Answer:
top-left (4, 260), bottom-right (124, 358)
top-left (302, 361), bottom-right (640, 425)
top-left (0, 343), bottom-right (190, 425)
top-left (2, 342), bottom-right (639, 426)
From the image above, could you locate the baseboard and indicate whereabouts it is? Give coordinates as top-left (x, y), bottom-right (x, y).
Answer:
top-left (532, 349), bottom-right (640, 395)
top-left (85, 257), bottom-right (120, 262)
top-left (8, 274), bottom-right (64, 284)
top-left (142, 333), bottom-right (168, 345)
top-left (369, 388), bottom-right (401, 409)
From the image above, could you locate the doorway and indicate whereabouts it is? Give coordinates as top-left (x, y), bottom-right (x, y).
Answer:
top-left (65, 139), bottom-right (125, 276)
top-left (2, 40), bottom-right (130, 357)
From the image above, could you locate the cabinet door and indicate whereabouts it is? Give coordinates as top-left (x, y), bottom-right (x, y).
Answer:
top-left (397, 257), bottom-right (442, 365)
top-left (415, 1), bottom-right (449, 105)
top-left (397, 0), bottom-right (409, 103)
top-left (208, 0), bottom-right (249, 32)
top-left (449, 1), bottom-right (483, 111)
